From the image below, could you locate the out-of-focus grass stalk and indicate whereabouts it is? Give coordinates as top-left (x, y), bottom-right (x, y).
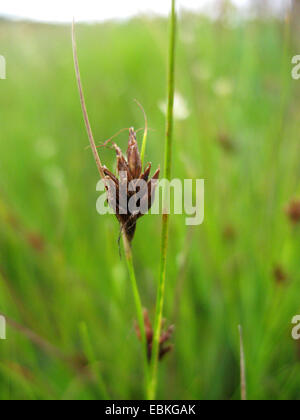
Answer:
top-left (123, 235), bottom-right (149, 394)
top-left (238, 325), bottom-right (247, 401)
top-left (149, 0), bottom-right (177, 400)
top-left (79, 322), bottom-right (110, 399)
top-left (72, 21), bottom-right (149, 398)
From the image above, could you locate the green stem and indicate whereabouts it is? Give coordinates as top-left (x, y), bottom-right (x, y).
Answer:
top-left (123, 234), bottom-right (149, 397)
top-left (148, 0), bottom-right (177, 400)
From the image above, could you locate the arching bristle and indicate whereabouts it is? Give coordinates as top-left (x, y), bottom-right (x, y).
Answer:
top-left (101, 127), bottom-right (131, 147)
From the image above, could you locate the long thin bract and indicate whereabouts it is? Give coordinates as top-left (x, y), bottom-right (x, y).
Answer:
top-left (72, 20), bottom-right (105, 180)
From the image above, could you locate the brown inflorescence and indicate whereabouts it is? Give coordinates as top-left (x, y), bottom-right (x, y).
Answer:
top-left (103, 127), bottom-right (160, 242)
top-left (135, 309), bottom-right (174, 362)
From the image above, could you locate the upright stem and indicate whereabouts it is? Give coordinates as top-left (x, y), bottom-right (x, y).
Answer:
top-left (123, 234), bottom-right (149, 397)
top-left (149, 0), bottom-right (177, 400)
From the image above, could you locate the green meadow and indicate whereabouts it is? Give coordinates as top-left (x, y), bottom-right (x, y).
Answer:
top-left (0, 10), bottom-right (300, 400)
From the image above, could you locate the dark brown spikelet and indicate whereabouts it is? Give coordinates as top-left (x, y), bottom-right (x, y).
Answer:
top-left (286, 200), bottom-right (300, 224)
top-left (103, 127), bottom-right (160, 242)
top-left (135, 309), bottom-right (174, 362)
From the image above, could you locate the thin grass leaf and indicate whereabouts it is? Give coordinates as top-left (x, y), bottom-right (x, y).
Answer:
top-left (239, 325), bottom-right (247, 401)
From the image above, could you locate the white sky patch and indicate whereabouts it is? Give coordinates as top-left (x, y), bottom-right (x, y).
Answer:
top-left (0, 0), bottom-right (291, 23)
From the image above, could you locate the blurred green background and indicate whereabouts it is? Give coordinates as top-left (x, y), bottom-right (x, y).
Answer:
top-left (1, 3), bottom-right (300, 400)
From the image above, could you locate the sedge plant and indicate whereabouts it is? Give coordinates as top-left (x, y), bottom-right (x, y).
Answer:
top-left (72, 0), bottom-right (177, 400)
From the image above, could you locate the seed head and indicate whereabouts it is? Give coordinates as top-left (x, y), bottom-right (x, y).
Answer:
top-left (103, 128), bottom-right (160, 242)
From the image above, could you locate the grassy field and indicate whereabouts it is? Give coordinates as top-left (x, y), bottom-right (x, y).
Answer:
top-left (1, 9), bottom-right (300, 400)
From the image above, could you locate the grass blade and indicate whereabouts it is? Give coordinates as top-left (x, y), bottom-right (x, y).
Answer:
top-left (238, 325), bottom-right (247, 401)
top-left (79, 321), bottom-right (110, 399)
